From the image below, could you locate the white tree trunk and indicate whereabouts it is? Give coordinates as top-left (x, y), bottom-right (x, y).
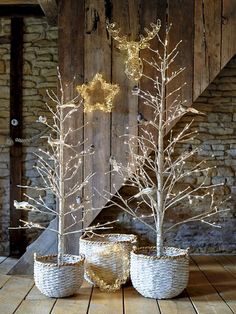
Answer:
top-left (58, 107), bottom-right (65, 265)
top-left (156, 42), bottom-right (167, 257)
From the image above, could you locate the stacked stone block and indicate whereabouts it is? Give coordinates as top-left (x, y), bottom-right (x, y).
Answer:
top-left (0, 19), bottom-right (11, 255)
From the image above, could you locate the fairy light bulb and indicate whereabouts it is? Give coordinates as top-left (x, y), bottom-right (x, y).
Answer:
top-left (106, 20), bottom-right (161, 81)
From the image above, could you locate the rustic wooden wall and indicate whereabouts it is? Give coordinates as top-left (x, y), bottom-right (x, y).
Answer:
top-left (58, 0), bottom-right (236, 236)
top-left (193, 0), bottom-right (236, 100)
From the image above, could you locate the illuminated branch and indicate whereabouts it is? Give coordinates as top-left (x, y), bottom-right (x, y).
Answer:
top-left (107, 23), bottom-right (230, 257)
top-left (13, 69), bottom-right (108, 266)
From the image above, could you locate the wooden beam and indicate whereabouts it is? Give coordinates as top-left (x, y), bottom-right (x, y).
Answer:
top-left (9, 17), bottom-right (25, 257)
top-left (37, 0), bottom-right (58, 25)
top-left (0, 5), bottom-right (44, 17)
top-left (0, 0), bottom-right (37, 4)
top-left (58, 0), bottom-right (85, 255)
top-left (221, 0), bottom-right (236, 68)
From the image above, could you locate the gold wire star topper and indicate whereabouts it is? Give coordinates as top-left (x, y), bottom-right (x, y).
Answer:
top-left (76, 73), bottom-right (120, 113)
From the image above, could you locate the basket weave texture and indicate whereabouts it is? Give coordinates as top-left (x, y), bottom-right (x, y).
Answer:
top-left (34, 254), bottom-right (84, 298)
top-left (80, 233), bottom-right (137, 292)
top-left (131, 246), bottom-right (189, 299)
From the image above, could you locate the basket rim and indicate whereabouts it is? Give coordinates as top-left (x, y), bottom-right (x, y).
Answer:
top-left (80, 233), bottom-right (137, 245)
top-left (34, 253), bottom-right (85, 267)
top-left (131, 246), bottom-right (189, 260)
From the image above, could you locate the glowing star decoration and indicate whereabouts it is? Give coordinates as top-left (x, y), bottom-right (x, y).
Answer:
top-left (76, 73), bottom-right (120, 113)
top-left (107, 20), bottom-right (161, 81)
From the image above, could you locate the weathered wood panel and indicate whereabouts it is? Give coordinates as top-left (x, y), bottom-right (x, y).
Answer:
top-left (221, 0), bottom-right (236, 68)
top-left (139, 0), bottom-right (165, 129)
top-left (111, 0), bottom-right (140, 193)
top-left (37, 0), bottom-right (58, 25)
top-left (83, 0), bottom-right (111, 225)
top-left (193, 0), bottom-right (221, 100)
top-left (58, 0), bottom-right (85, 254)
top-left (167, 0), bottom-right (194, 132)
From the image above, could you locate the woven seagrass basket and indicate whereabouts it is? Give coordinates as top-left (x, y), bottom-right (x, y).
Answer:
top-left (80, 233), bottom-right (137, 292)
top-left (131, 246), bottom-right (189, 299)
top-left (34, 253), bottom-right (85, 298)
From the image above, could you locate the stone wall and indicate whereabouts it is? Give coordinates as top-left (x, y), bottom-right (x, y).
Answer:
top-left (0, 17), bottom-right (58, 255)
top-left (93, 56), bottom-right (236, 254)
top-left (0, 19), bottom-right (10, 255)
top-left (22, 18), bottom-right (58, 245)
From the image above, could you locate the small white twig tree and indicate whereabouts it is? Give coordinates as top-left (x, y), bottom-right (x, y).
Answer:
top-left (105, 23), bottom-right (229, 257)
top-left (13, 69), bottom-right (115, 265)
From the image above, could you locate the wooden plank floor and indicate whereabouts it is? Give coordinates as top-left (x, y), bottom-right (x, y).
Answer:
top-left (0, 255), bottom-right (235, 314)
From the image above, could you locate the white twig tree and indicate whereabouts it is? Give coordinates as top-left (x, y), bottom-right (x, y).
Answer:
top-left (105, 23), bottom-right (229, 257)
top-left (13, 70), bottom-right (115, 265)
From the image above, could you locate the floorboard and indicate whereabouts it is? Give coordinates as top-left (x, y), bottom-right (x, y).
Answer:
top-left (0, 276), bottom-right (34, 314)
top-left (158, 291), bottom-right (197, 314)
top-left (214, 255), bottom-right (236, 278)
top-left (0, 255), bottom-right (235, 314)
top-left (225, 255), bottom-right (236, 264)
top-left (15, 285), bottom-right (56, 314)
top-left (0, 274), bottom-right (11, 289)
top-left (187, 258), bottom-right (233, 314)
top-left (88, 286), bottom-right (123, 314)
top-left (15, 300), bottom-right (55, 314)
top-left (124, 285), bottom-right (160, 314)
top-left (192, 255), bottom-right (236, 313)
top-left (51, 282), bottom-right (92, 314)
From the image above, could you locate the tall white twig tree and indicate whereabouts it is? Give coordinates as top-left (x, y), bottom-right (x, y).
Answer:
top-left (106, 23), bottom-right (229, 257)
top-left (13, 70), bottom-right (115, 265)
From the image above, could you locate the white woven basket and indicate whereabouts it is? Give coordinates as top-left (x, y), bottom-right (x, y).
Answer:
top-left (34, 254), bottom-right (85, 298)
top-left (80, 233), bottom-right (137, 292)
top-left (131, 246), bottom-right (189, 299)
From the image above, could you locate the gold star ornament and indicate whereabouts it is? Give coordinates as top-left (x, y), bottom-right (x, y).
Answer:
top-left (76, 73), bottom-right (120, 113)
